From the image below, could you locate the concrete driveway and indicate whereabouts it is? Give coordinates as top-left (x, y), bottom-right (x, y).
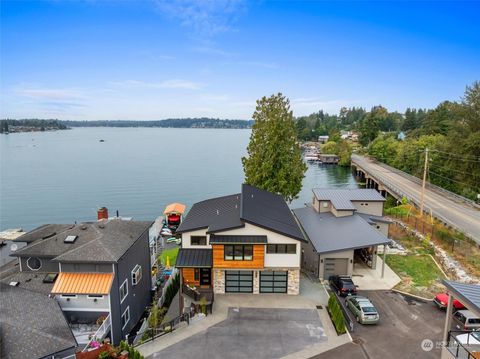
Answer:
top-left (312, 290), bottom-right (445, 359)
top-left (148, 307), bottom-right (327, 359)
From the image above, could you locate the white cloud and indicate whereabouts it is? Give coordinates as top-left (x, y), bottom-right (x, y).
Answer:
top-left (14, 87), bottom-right (83, 100)
top-left (154, 0), bottom-right (246, 36)
top-left (108, 79), bottom-right (203, 90)
top-left (291, 97), bottom-right (362, 115)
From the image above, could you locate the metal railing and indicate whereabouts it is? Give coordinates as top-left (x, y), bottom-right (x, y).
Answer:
top-left (446, 331), bottom-right (480, 359)
top-left (82, 314), bottom-right (111, 351)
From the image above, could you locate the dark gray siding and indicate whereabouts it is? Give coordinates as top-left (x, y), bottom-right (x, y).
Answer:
top-left (61, 263), bottom-right (112, 273)
top-left (20, 257), bottom-right (60, 273)
top-left (301, 240), bottom-right (319, 278)
top-left (110, 229), bottom-right (151, 344)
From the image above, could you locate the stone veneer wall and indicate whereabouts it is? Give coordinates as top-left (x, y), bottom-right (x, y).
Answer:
top-left (287, 268), bottom-right (300, 295)
top-left (213, 269), bottom-right (225, 294)
top-left (253, 270), bottom-right (260, 294)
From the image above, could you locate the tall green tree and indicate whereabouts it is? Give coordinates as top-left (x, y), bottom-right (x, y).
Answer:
top-left (242, 93), bottom-right (307, 202)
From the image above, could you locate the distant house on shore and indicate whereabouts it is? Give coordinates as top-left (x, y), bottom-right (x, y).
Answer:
top-left (318, 135), bottom-right (329, 144)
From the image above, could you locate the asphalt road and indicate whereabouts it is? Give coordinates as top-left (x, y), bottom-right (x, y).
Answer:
top-left (148, 308), bottom-right (326, 359)
top-left (312, 290), bottom-right (446, 359)
top-left (352, 155), bottom-right (480, 244)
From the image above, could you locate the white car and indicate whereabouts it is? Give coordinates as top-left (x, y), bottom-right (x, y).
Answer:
top-left (166, 237), bottom-right (181, 244)
top-left (456, 331), bottom-right (480, 346)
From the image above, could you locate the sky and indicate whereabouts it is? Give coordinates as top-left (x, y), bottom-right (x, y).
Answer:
top-left (1, 0), bottom-right (479, 120)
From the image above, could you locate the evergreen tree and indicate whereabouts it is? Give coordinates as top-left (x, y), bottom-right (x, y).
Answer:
top-left (242, 93), bottom-right (307, 202)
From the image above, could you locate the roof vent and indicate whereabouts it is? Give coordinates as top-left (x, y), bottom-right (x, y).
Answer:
top-left (216, 209), bottom-right (219, 215)
top-left (81, 225), bottom-right (87, 230)
top-left (98, 224), bottom-right (105, 229)
top-left (64, 235), bottom-right (78, 243)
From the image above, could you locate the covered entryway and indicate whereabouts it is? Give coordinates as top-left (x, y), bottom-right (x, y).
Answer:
top-left (225, 270), bottom-right (253, 293)
top-left (260, 271), bottom-right (288, 293)
top-left (323, 258), bottom-right (349, 279)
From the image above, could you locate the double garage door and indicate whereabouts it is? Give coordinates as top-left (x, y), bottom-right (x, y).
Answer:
top-left (323, 258), bottom-right (349, 279)
top-left (224, 270), bottom-right (288, 293)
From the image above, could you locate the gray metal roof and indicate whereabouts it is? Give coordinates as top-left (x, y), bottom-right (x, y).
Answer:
top-left (443, 280), bottom-right (480, 316)
top-left (357, 213), bottom-right (392, 225)
top-left (0, 283), bottom-right (77, 359)
top-left (292, 207), bottom-right (391, 254)
top-left (312, 188), bottom-right (385, 211)
top-left (209, 235), bottom-right (267, 244)
top-left (177, 184), bottom-right (305, 242)
top-left (13, 220), bottom-right (152, 263)
top-left (176, 248), bottom-right (212, 267)
top-left (176, 194), bottom-right (244, 234)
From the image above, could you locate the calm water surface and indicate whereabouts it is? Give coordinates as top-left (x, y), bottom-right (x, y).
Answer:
top-left (0, 128), bottom-right (357, 231)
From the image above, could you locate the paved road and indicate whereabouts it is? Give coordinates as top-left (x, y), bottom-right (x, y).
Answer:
top-left (148, 308), bottom-right (326, 359)
top-left (313, 290), bottom-right (445, 359)
top-left (352, 155), bottom-right (480, 244)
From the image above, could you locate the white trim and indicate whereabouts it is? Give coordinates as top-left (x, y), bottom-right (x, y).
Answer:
top-left (131, 264), bottom-right (142, 286)
top-left (120, 278), bottom-right (128, 303)
top-left (18, 258), bottom-right (22, 271)
top-left (59, 262), bottom-right (62, 272)
top-left (26, 257), bottom-right (42, 271)
top-left (121, 306), bottom-right (130, 330)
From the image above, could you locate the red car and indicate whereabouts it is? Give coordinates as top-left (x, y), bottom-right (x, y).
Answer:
top-left (434, 293), bottom-right (465, 310)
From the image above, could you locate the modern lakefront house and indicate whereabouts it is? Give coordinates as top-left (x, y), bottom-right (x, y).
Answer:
top-left (175, 184), bottom-right (306, 311)
top-left (2, 218), bottom-right (153, 347)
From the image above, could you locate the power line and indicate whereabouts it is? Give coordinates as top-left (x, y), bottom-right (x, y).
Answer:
top-left (429, 163), bottom-right (480, 178)
top-left (430, 149), bottom-right (480, 162)
top-left (429, 170), bottom-right (480, 191)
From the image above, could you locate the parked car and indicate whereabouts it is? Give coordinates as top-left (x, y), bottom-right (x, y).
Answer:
top-left (345, 296), bottom-right (380, 325)
top-left (166, 237), bottom-right (181, 244)
top-left (456, 330), bottom-right (480, 346)
top-left (434, 293), bottom-right (466, 311)
top-left (329, 275), bottom-right (357, 296)
top-left (452, 310), bottom-right (480, 331)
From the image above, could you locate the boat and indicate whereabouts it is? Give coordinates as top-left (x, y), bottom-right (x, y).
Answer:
top-left (160, 228), bottom-right (172, 236)
top-left (304, 152), bottom-right (320, 162)
top-left (163, 202), bottom-right (186, 232)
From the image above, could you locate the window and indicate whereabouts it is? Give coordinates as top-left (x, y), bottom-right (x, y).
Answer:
top-left (131, 265), bottom-right (142, 286)
top-left (191, 236), bottom-right (207, 246)
top-left (194, 268), bottom-right (199, 281)
top-left (322, 202), bottom-right (329, 208)
top-left (87, 294), bottom-right (104, 299)
top-left (120, 279), bottom-right (128, 303)
top-left (121, 306), bottom-right (130, 330)
top-left (26, 257), bottom-right (42, 271)
top-left (224, 245), bottom-right (253, 261)
top-left (267, 244), bottom-right (297, 254)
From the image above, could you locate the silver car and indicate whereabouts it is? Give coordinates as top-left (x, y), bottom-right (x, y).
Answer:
top-left (452, 310), bottom-right (480, 331)
top-left (345, 296), bottom-right (380, 325)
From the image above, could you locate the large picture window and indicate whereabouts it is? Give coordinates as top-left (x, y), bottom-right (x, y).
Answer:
top-left (266, 244), bottom-right (296, 254)
top-left (224, 245), bottom-right (253, 261)
top-left (191, 236), bottom-right (207, 246)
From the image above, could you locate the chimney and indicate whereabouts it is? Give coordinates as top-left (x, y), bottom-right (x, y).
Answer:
top-left (97, 207), bottom-right (109, 221)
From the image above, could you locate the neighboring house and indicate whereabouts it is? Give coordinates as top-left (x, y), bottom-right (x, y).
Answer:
top-left (293, 189), bottom-right (391, 280)
top-left (175, 184), bottom-right (305, 311)
top-left (318, 135), bottom-right (329, 144)
top-left (0, 282), bottom-right (77, 359)
top-left (6, 219), bottom-right (153, 345)
top-left (0, 228), bottom-right (27, 266)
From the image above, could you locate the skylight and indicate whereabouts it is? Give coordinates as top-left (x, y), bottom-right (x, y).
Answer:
top-left (64, 235), bottom-right (78, 243)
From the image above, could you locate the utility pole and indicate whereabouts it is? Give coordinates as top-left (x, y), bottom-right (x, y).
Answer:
top-left (419, 147), bottom-right (429, 217)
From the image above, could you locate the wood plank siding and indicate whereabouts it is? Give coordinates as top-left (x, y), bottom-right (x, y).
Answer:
top-left (212, 244), bottom-right (265, 269)
top-left (182, 268), bottom-right (200, 286)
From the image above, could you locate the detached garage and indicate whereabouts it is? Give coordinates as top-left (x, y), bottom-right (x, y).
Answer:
top-left (293, 207), bottom-right (390, 281)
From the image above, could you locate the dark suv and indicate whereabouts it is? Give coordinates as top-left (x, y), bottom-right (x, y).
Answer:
top-left (329, 275), bottom-right (357, 296)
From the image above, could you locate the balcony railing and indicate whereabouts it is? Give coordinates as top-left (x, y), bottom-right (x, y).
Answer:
top-left (182, 284), bottom-right (214, 303)
top-left (447, 331), bottom-right (480, 359)
top-left (82, 314), bottom-right (111, 352)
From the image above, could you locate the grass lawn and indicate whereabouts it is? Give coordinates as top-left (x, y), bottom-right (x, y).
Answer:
top-left (386, 254), bottom-right (446, 298)
top-left (160, 247), bottom-right (179, 266)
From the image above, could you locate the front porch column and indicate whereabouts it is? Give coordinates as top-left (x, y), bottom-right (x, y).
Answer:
top-left (443, 293), bottom-right (454, 343)
top-left (381, 244), bottom-right (387, 278)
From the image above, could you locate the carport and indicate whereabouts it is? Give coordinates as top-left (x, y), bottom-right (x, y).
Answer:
top-left (293, 208), bottom-right (391, 281)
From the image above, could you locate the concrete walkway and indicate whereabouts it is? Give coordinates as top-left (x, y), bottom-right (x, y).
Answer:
top-left (352, 256), bottom-right (401, 290)
top-left (137, 274), bottom-right (350, 358)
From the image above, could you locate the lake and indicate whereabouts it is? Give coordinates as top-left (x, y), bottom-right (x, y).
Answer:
top-left (0, 128), bottom-right (358, 231)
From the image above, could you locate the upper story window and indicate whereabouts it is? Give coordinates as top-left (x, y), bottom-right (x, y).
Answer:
top-left (121, 306), bottom-right (130, 330)
top-left (120, 279), bottom-right (128, 303)
top-left (267, 244), bottom-right (296, 254)
top-left (131, 265), bottom-right (142, 286)
top-left (191, 236), bottom-right (207, 246)
top-left (26, 257), bottom-right (42, 271)
top-left (224, 245), bottom-right (253, 261)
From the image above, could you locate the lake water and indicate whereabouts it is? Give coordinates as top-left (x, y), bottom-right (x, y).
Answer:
top-left (0, 128), bottom-right (358, 231)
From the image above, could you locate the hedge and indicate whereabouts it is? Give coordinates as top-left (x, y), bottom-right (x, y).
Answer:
top-left (327, 293), bottom-right (346, 335)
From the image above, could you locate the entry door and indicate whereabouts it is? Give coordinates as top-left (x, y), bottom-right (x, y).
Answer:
top-left (225, 271), bottom-right (253, 293)
top-left (200, 268), bottom-right (211, 286)
top-left (324, 258), bottom-right (349, 279)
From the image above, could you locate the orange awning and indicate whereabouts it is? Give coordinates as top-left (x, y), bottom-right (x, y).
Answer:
top-left (163, 203), bottom-right (186, 215)
top-left (51, 272), bottom-right (114, 295)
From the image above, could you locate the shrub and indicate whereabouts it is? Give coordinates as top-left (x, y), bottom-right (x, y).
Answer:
top-left (327, 294), bottom-right (346, 334)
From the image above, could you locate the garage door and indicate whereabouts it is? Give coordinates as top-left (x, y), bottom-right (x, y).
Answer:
top-left (323, 258), bottom-right (349, 279)
top-left (260, 271), bottom-right (288, 293)
top-left (225, 271), bottom-right (253, 293)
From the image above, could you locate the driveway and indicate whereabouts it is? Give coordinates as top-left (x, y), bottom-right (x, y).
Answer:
top-left (312, 290), bottom-right (445, 359)
top-left (148, 307), bottom-right (327, 359)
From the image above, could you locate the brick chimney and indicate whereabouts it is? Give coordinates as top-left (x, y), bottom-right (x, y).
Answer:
top-left (97, 207), bottom-right (109, 221)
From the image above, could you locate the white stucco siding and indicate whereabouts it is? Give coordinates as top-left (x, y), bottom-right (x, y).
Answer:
top-left (352, 201), bottom-right (384, 216)
top-left (181, 228), bottom-right (211, 248)
top-left (214, 223), bottom-right (301, 268)
top-left (56, 294), bottom-right (110, 312)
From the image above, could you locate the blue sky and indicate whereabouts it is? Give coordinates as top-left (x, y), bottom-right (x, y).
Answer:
top-left (1, 0), bottom-right (479, 120)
